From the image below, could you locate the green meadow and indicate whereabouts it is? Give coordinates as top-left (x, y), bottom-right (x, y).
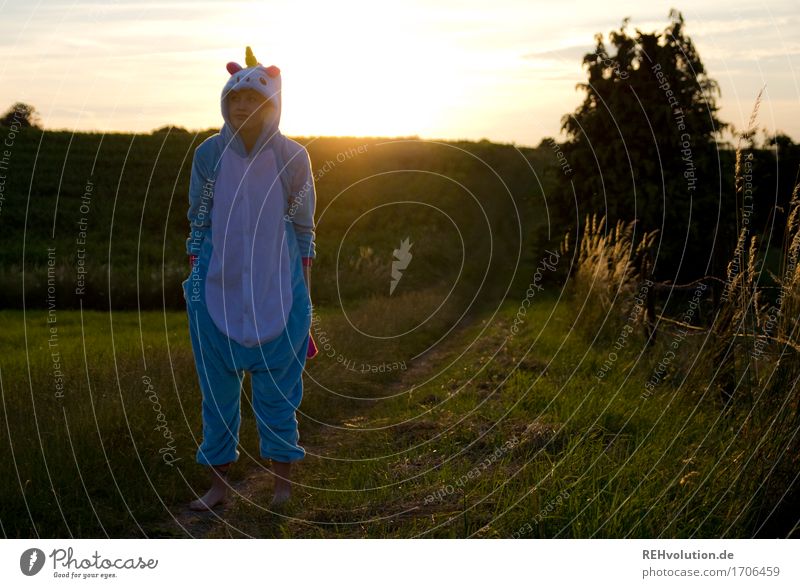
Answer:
top-left (1, 292), bottom-right (788, 538)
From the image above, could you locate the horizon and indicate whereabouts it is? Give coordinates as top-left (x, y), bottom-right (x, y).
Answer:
top-left (7, 125), bottom-right (790, 151)
top-left (1, 0), bottom-right (798, 147)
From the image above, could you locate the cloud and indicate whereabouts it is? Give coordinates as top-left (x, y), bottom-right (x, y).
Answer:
top-left (523, 44), bottom-right (593, 62)
top-left (538, 72), bottom-right (584, 81)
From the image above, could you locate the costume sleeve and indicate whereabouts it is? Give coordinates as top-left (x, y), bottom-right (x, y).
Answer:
top-left (289, 148), bottom-right (317, 264)
top-left (185, 142), bottom-right (216, 256)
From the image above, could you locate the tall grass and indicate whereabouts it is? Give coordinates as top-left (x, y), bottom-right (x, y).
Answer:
top-left (563, 213), bottom-right (658, 341)
top-left (561, 91), bottom-right (800, 536)
top-left (705, 171), bottom-right (800, 535)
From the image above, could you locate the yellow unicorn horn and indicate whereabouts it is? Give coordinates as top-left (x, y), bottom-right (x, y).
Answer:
top-left (245, 46), bottom-right (258, 67)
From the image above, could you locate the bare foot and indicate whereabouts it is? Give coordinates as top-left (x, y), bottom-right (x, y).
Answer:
top-left (270, 486), bottom-right (291, 508)
top-left (189, 488), bottom-right (229, 511)
top-left (189, 464), bottom-right (231, 512)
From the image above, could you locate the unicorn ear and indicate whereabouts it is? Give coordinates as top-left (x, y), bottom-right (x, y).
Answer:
top-left (226, 62), bottom-right (243, 75)
top-left (265, 65), bottom-right (280, 78)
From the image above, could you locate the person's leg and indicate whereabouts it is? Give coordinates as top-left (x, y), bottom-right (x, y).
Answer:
top-left (249, 348), bottom-right (306, 506)
top-left (187, 304), bottom-right (245, 511)
top-left (270, 459), bottom-right (292, 506)
top-left (244, 217), bottom-right (311, 507)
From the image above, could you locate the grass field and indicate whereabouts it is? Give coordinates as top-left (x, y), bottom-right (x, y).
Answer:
top-left (1, 287), bottom-right (786, 538)
top-left (0, 128), bottom-right (796, 538)
top-left (0, 129), bottom-right (549, 310)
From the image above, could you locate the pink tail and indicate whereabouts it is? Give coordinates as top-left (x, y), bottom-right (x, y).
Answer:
top-left (307, 332), bottom-right (319, 359)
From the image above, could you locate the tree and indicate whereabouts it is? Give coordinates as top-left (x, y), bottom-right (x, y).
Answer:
top-left (767, 131), bottom-right (794, 152)
top-left (554, 9), bottom-right (732, 282)
top-left (151, 125), bottom-right (189, 134)
top-left (0, 102), bottom-right (42, 128)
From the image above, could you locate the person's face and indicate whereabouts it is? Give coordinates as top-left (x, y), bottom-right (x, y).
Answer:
top-left (227, 89), bottom-right (274, 132)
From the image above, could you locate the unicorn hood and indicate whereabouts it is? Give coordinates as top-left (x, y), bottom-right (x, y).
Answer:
top-left (220, 46), bottom-right (283, 158)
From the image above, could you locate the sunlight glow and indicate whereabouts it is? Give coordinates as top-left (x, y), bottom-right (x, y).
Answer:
top-left (0, 0), bottom-right (796, 145)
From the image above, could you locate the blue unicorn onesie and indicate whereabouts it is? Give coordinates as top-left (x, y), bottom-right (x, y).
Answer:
top-left (182, 47), bottom-right (316, 467)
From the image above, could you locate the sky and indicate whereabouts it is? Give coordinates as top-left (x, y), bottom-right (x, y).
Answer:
top-left (0, 0), bottom-right (797, 148)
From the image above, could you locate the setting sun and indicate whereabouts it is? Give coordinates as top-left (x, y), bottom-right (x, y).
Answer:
top-left (3, 0), bottom-right (796, 144)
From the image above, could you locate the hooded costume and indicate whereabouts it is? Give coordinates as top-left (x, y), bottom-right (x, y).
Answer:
top-left (182, 47), bottom-right (316, 466)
